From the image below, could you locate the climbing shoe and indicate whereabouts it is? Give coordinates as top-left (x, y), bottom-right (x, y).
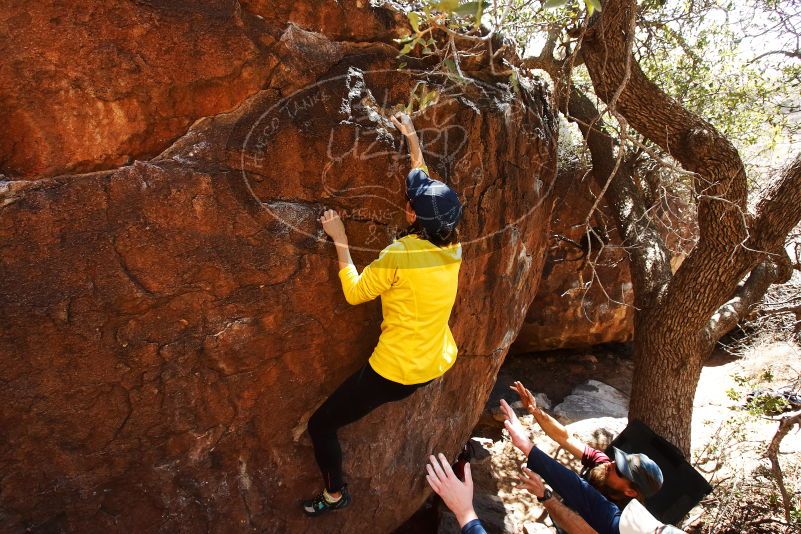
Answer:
top-left (302, 486), bottom-right (351, 516)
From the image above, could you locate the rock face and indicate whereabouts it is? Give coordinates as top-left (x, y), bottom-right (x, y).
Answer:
top-left (0, 2), bottom-right (557, 533)
top-left (0, 0), bottom-right (410, 179)
top-left (511, 168), bottom-right (635, 352)
top-left (512, 166), bottom-right (693, 352)
top-left (553, 380), bottom-right (630, 423)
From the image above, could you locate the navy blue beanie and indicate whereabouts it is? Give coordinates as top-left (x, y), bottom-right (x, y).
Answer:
top-left (406, 168), bottom-right (463, 238)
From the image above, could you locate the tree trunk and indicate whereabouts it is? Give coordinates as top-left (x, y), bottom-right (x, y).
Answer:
top-left (562, 86), bottom-right (695, 451)
top-left (578, 0), bottom-right (801, 456)
top-left (627, 158), bottom-right (801, 456)
top-left (630, 309), bottom-right (702, 454)
top-left (524, 0), bottom-right (801, 455)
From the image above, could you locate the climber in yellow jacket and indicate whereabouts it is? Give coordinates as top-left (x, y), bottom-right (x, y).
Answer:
top-left (302, 112), bottom-right (463, 516)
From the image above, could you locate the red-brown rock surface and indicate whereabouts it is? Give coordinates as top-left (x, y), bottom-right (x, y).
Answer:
top-left (0, 2), bottom-right (557, 532)
top-left (512, 167), bottom-right (635, 351)
top-left (0, 0), bottom-right (407, 179)
top-left (512, 166), bottom-right (694, 352)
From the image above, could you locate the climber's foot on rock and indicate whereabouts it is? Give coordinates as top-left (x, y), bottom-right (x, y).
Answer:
top-left (302, 486), bottom-right (351, 516)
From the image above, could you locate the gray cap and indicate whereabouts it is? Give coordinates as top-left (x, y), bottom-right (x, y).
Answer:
top-left (613, 447), bottom-right (664, 498)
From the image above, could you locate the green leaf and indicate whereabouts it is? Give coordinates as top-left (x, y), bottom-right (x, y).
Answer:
top-left (509, 71), bottom-right (520, 94)
top-left (408, 11), bottom-right (421, 32)
top-left (443, 59), bottom-right (468, 85)
top-left (419, 88), bottom-right (439, 110)
top-left (394, 34), bottom-right (415, 44)
top-left (542, 0), bottom-right (568, 9)
top-left (399, 39), bottom-right (417, 55)
top-left (454, 1), bottom-right (481, 16)
top-left (585, 0), bottom-right (602, 13)
top-left (437, 0), bottom-right (459, 12)
top-left (406, 82), bottom-right (428, 113)
top-left (475, 0), bottom-right (484, 25)
top-left (410, 81), bottom-right (425, 101)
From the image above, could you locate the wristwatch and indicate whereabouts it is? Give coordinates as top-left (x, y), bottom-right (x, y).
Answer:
top-left (537, 489), bottom-right (553, 503)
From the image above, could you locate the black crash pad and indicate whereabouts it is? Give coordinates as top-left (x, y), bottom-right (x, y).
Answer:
top-left (606, 419), bottom-right (712, 524)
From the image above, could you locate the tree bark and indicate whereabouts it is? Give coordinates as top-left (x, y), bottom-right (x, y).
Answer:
top-left (579, 0), bottom-right (801, 455)
top-left (702, 252), bottom-right (793, 351)
top-left (564, 87), bottom-right (673, 304)
top-left (767, 412), bottom-right (801, 523)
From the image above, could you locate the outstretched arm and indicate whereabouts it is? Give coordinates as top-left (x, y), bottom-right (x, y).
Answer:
top-left (501, 399), bottom-right (618, 533)
top-left (526, 447), bottom-right (621, 534)
top-left (426, 454), bottom-right (486, 534)
top-left (518, 467), bottom-right (598, 534)
top-left (512, 381), bottom-right (586, 459)
top-left (320, 209), bottom-right (397, 305)
top-left (391, 112), bottom-right (427, 171)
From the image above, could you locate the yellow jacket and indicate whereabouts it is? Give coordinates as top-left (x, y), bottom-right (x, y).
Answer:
top-left (338, 234), bottom-right (462, 384)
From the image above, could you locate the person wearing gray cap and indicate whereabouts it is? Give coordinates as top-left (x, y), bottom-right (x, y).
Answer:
top-left (511, 381), bottom-right (664, 506)
top-left (502, 399), bottom-right (687, 534)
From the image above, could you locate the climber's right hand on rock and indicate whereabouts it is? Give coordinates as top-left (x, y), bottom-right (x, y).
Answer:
top-left (319, 209), bottom-right (347, 243)
top-left (500, 399), bottom-right (533, 456)
top-left (425, 453), bottom-right (478, 528)
top-left (390, 112), bottom-right (416, 137)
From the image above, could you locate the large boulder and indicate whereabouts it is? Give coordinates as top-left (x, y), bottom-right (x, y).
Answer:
top-left (512, 167), bottom-right (635, 352)
top-left (513, 165), bottom-right (694, 352)
top-left (0, 2), bottom-right (558, 533)
top-left (0, 0), bottom-right (407, 179)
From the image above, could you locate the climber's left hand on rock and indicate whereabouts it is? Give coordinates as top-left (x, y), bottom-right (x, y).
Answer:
top-left (391, 112), bottom-right (416, 137)
top-left (319, 209), bottom-right (347, 243)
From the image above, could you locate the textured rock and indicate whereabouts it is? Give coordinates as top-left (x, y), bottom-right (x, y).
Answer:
top-left (512, 166), bottom-right (694, 352)
top-left (563, 417), bottom-right (628, 446)
top-left (0, 0), bottom-right (407, 179)
top-left (0, 2), bottom-right (557, 533)
top-left (1, 1), bottom-right (267, 178)
top-left (512, 168), bottom-right (635, 352)
top-left (553, 380), bottom-right (630, 424)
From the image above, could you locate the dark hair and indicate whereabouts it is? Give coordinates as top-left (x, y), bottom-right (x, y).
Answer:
top-left (586, 464), bottom-right (635, 507)
top-left (398, 219), bottom-right (460, 247)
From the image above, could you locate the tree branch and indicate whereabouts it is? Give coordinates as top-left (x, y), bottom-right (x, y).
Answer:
top-left (749, 49), bottom-right (801, 64)
top-left (582, 0), bottom-right (749, 253)
top-left (702, 250), bottom-right (793, 349)
top-left (564, 86), bottom-right (673, 303)
top-left (766, 411), bottom-right (801, 524)
top-left (750, 153), bottom-right (801, 254)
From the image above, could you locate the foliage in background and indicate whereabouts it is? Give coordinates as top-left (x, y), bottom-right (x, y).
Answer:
top-left (393, 0), bottom-right (801, 527)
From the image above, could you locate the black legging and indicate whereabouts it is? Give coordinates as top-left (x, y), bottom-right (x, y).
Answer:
top-left (307, 362), bottom-right (430, 492)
